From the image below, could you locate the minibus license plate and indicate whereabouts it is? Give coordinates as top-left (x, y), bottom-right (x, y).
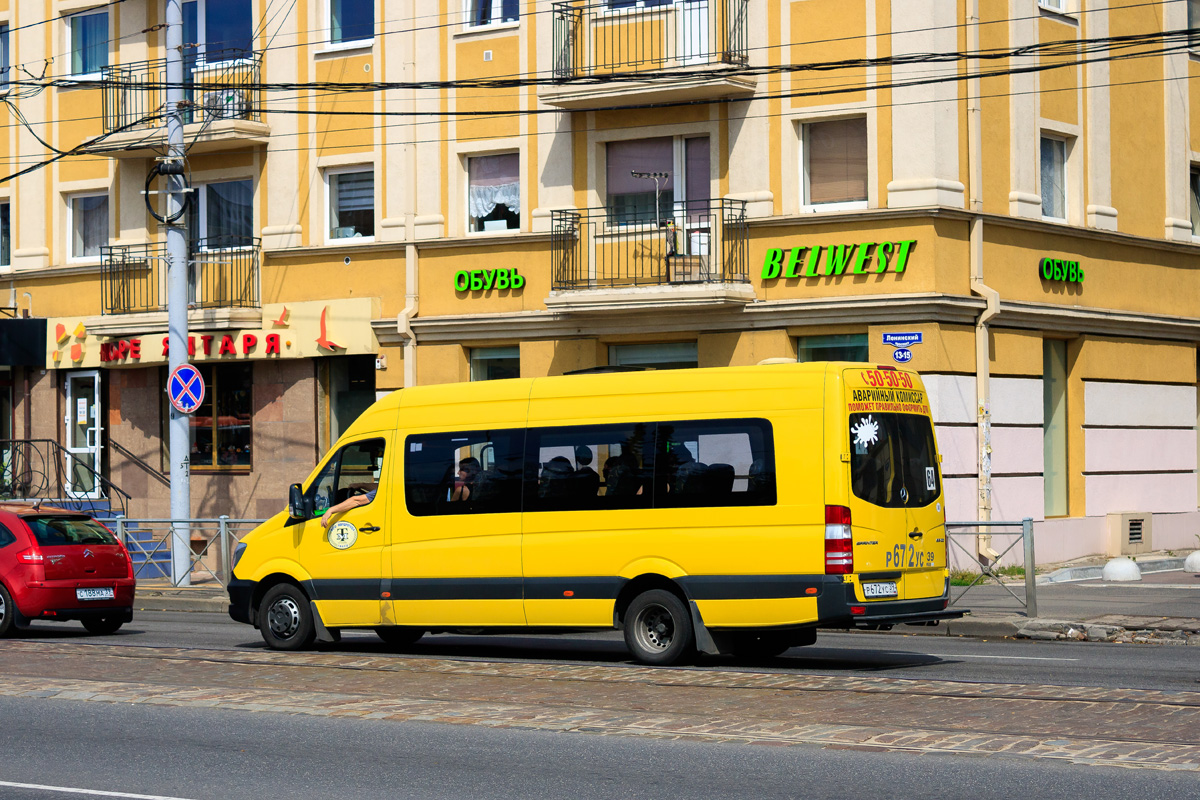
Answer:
top-left (862, 581), bottom-right (897, 599)
top-left (76, 587), bottom-right (115, 601)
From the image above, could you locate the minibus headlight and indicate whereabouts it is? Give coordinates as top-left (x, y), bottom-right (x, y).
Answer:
top-left (231, 542), bottom-right (247, 573)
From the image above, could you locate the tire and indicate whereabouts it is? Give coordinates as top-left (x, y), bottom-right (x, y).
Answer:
top-left (82, 616), bottom-right (125, 636)
top-left (0, 583), bottom-right (17, 638)
top-left (258, 583), bottom-right (316, 651)
top-left (623, 589), bottom-right (695, 666)
top-left (374, 626), bottom-right (424, 648)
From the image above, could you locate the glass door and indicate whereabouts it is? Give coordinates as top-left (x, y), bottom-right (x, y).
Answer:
top-left (64, 371), bottom-right (103, 500)
top-left (678, 0), bottom-right (708, 66)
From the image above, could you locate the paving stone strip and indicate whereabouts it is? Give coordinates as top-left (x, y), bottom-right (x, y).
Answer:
top-left (0, 673), bottom-right (1196, 772)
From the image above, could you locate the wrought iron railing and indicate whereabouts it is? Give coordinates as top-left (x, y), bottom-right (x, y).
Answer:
top-left (552, 0), bottom-right (749, 79)
top-left (100, 236), bottom-right (261, 315)
top-left (0, 439), bottom-right (130, 518)
top-left (552, 199), bottom-right (747, 290)
top-left (101, 49), bottom-right (263, 134)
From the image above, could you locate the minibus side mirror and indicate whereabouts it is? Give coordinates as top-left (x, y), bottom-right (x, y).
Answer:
top-left (288, 484), bottom-right (312, 519)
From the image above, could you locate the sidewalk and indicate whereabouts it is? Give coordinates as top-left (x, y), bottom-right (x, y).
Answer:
top-left (131, 556), bottom-right (1200, 644)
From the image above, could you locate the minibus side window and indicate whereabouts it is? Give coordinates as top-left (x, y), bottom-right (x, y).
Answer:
top-left (404, 429), bottom-right (524, 516)
top-left (309, 438), bottom-right (386, 517)
top-left (524, 423), bottom-right (655, 512)
top-left (654, 419), bottom-right (777, 508)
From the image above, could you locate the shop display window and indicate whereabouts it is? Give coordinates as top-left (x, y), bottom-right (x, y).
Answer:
top-left (797, 334), bottom-right (868, 363)
top-left (470, 347), bottom-right (520, 381)
top-left (190, 363), bottom-right (253, 469)
top-left (609, 342), bottom-right (698, 371)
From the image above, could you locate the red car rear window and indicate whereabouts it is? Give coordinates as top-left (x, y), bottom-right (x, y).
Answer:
top-left (24, 516), bottom-right (117, 547)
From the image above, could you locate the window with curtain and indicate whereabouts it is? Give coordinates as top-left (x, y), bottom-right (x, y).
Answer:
top-left (804, 118), bottom-right (867, 206)
top-left (0, 25), bottom-right (10, 86)
top-left (470, 0), bottom-right (519, 25)
top-left (331, 0), bottom-right (375, 44)
top-left (328, 169), bottom-right (375, 240)
top-left (191, 179), bottom-right (254, 247)
top-left (468, 154), bottom-right (520, 232)
top-left (70, 194), bottom-right (108, 259)
top-left (0, 203), bottom-right (9, 268)
top-left (1041, 136), bottom-right (1067, 220)
top-left (70, 11), bottom-right (108, 76)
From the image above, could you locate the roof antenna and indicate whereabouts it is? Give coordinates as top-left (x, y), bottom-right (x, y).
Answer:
top-left (32, 499), bottom-right (43, 511)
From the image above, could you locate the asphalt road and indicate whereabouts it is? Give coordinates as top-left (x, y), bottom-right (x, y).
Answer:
top-left (14, 610), bottom-right (1200, 692)
top-left (2, 695), bottom-right (1198, 800)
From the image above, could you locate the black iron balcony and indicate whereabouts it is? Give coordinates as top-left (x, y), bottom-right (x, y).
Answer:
top-left (100, 236), bottom-right (261, 315)
top-left (551, 199), bottom-right (748, 291)
top-left (552, 0), bottom-right (749, 80)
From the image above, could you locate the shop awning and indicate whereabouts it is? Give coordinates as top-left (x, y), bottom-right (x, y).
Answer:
top-left (0, 318), bottom-right (47, 366)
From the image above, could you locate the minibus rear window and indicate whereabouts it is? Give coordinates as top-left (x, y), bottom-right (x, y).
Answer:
top-left (849, 413), bottom-right (940, 508)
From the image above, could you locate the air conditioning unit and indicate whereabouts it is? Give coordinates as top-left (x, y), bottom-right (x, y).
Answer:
top-left (1106, 512), bottom-right (1153, 557)
top-left (201, 89), bottom-right (247, 120)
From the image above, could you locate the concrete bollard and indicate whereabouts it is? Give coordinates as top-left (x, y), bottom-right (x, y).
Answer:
top-left (1101, 557), bottom-right (1142, 582)
top-left (1184, 551), bottom-right (1200, 573)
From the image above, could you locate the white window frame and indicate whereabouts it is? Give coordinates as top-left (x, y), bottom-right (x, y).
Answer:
top-left (66, 192), bottom-right (109, 263)
top-left (1040, 134), bottom-right (1069, 223)
top-left (800, 117), bottom-right (869, 213)
top-left (324, 165), bottom-right (376, 245)
top-left (326, 0), bottom-right (375, 49)
top-left (466, 151), bottom-right (522, 235)
top-left (67, 8), bottom-right (108, 80)
top-left (465, 0), bottom-right (520, 28)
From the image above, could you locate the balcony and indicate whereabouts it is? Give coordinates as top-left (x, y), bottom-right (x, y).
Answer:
top-left (548, 199), bottom-right (752, 311)
top-left (98, 237), bottom-right (261, 329)
top-left (91, 51), bottom-right (269, 156)
top-left (545, 0), bottom-right (755, 108)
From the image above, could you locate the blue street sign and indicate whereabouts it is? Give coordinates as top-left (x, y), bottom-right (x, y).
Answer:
top-left (892, 348), bottom-right (913, 363)
top-left (882, 332), bottom-right (923, 348)
top-left (168, 364), bottom-right (205, 414)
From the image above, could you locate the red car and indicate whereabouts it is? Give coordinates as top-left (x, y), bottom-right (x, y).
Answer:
top-left (0, 503), bottom-right (136, 637)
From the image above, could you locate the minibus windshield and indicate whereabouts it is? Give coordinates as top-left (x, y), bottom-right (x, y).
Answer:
top-left (849, 413), bottom-right (939, 508)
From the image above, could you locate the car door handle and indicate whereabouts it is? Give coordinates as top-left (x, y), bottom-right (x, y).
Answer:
top-left (359, 525), bottom-right (381, 533)
top-left (908, 530), bottom-right (923, 539)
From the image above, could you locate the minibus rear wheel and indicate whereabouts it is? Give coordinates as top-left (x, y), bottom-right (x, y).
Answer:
top-left (623, 589), bottom-right (695, 666)
top-left (259, 583), bottom-right (315, 651)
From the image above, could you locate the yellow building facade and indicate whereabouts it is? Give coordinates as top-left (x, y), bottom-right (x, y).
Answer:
top-left (1, 0), bottom-right (1199, 561)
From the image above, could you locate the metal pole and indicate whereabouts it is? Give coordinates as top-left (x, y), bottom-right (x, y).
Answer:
top-left (115, 514), bottom-right (126, 548)
top-left (1022, 517), bottom-right (1038, 618)
top-left (166, 0), bottom-right (191, 586)
top-left (219, 515), bottom-right (231, 585)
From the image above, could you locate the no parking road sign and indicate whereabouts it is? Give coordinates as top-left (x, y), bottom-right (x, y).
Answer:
top-left (168, 364), bottom-right (205, 414)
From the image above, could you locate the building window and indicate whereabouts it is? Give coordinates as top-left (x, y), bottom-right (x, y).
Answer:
top-left (0, 24), bottom-right (10, 85)
top-left (191, 363), bottom-right (253, 469)
top-left (468, 154), bottom-right (520, 232)
top-left (469, 0), bottom-right (519, 26)
top-left (797, 333), bottom-right (869, 363)
top-left (183, 0), bottom-right (253, 61)
top-left (0, 202), bottom-right (9, 268)
top-left (471, 347), bottom-right (520, 381)
top-left (606, 136), bottom-right (710, 225)
top-left (609, 342), bottom-right (698, 371)
top-left (68, 194), bottom-right (108, 260)
top-left (802, 117), bottom-right (868, 208)
top-left (1040, 135), bottom-right (1067, 220)
top-left (190, 179), bottom-right (254, 246)
top-left (1043, 339), bottom-right (1068, 517)
top-left (327, 169), bottom-right (375, 241)
top-left (1039, 0), bottom-right (1065, 11)
top-left (1190, 0), bottom-right (1200, 49)
top-left (69, 9), bottom-right (108, 76)
top-left (322, 355), bottom-right (377, 454)
top-left (331, 0), bottom-right (374, 44)
top-left (1190, 167), bottom-right (1200, 237)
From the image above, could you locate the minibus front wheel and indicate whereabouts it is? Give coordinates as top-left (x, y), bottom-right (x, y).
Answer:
top-left (259, 583), bottom-right (316, 651)
top-left (623, 589), bottom-right (695, 666)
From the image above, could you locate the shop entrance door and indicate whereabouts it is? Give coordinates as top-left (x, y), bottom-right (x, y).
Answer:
top-left (64, 371), bottom-right (103, 500)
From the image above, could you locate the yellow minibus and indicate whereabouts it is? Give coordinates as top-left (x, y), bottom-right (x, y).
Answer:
top-left (228, 362), bottom-right (961, 665)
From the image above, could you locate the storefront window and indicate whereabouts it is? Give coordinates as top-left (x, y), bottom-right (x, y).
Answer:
top-left (1043, 339), bottom-right (1068, 516)
top-left (797, 334), bottom-right (868, 363)
top-left (470, 347), bottom-right (520, 381)
top-left (609, 342), bottom-right (698, 371)
top-left (325, 355), bottom-right (376, 451)
top-left (191, 363), bottom-right (253, 468)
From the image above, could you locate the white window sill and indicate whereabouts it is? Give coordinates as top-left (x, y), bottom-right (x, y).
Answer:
top-left (314, 39), bottom-right (375, 57)
top-left (325, 235), bottom-right (376, 245)
top-left (67, 256), bottom-right (102, 265)
top-left (1037, 4), bottom-right (1077, 21)
top-left (457, 20), bottom-right (520, 36)
top-left (61, 72), bottom-right (104, 87)
top-left (467, 227), bottom-right (522, 236)
top-left (801, 201), bottom-right (868, 213)
top-left (1041, 214), bottom-right (1068, 224)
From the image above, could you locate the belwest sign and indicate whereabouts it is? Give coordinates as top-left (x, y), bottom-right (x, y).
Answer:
top-left (761, 239), bottom-right (916, 280)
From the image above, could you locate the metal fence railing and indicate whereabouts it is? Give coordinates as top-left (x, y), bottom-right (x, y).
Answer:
top-left (552, 0), bottom-right (749, 79)
top-left (110, 516), bottom-right (266, 588)
top-left (552, 199), bottom-right (748, 290)
top-left (946, 519), bottom-right (1037, 617)
top-left (101, 237), bottom-right (262, 315)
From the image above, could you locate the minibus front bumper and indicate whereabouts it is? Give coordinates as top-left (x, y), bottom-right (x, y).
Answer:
top-left (817, 581), bottom-right (965, 630)
top-left (227, 578), bottom-right (255, 626)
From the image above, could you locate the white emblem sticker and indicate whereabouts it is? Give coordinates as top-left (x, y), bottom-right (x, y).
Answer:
top-left (926, 466), bottom-right (936, 491)
top-left (329, 520), bottom-right (358, 551)
top-left (851, 415), bottom-right (880, 449)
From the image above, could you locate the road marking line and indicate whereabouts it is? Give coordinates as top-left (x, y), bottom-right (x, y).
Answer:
top-left (0, 780), bottom-right (196, 800)
top-left (923, 654), bottom-right (1080, 662)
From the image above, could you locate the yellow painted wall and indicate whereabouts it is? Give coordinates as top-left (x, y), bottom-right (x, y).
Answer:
top-left (990, 328), bottom-right (1043, 377)
top-left (376, 345), bottom-right (405, 390)
top-left (1037, 18), bottom-right (1079, 128)
top-left (264, 249), bottom-right (405, 316)
top-left (520, 339), bottom-right (602, 377)
top-left (455, 36), bottom-right (521, 143)
top-left (314, 55), bottom-right (375, 154)
top-left (787, 0), bottom-right (867, 108)
top-left (867, 323), bottom-right (974, 374)
top-left (417, 343), bottom-right (469, 385)
top-left (979, 3), bottom-right (1011, 216)
top-left (699, 329), bottom-right (794, 368)
top-left (417, 239), bottom-right (552, 317)
top-left (1072, 336), bottom-right (1197, 384)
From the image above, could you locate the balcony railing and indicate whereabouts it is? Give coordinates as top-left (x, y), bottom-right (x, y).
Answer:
top-left (100, 236), bottom-right (261, 315)
top-left (552, 0), bottom-right (749, 79)
top-left (101, 50), bottom-right (263, 134)
top-left (552, 199), bottom-right (748, 290)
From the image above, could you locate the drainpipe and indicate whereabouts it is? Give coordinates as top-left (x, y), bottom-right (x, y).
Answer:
top-left (399, 236), bottom-right (418, 389)
top-left (967, 0), bottom-right (1000, 562)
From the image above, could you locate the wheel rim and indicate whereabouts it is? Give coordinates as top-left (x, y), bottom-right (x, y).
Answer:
top-left (267, 595), bottom-right (301, 640)
top-left (632, 602), bottom-right (676, 653)
top-left (0, 593), bottom-right (6, 624)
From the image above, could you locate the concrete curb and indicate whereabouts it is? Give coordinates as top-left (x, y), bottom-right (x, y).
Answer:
top-left (134, 593), bottom-right (227, 613)
top-left (1038, 558), bottom-right (1187, 584)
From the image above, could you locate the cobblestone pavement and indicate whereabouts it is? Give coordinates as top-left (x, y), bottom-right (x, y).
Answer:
top-left (1, 641), bottom-right (1197, 772)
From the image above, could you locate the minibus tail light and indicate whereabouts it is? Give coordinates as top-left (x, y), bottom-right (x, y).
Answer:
top-left (825, 505), bottom-right (853, 575)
